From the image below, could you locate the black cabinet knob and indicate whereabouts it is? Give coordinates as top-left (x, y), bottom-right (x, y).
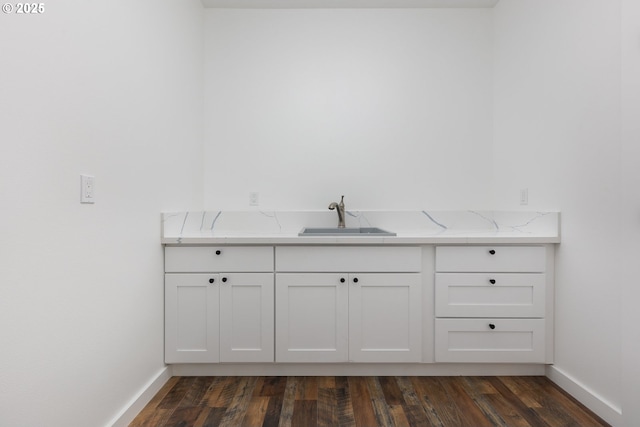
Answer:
top-left (489, 323), bottom-right (496, 330)
top-left (340, 278), bottom-right (346, 283)
top-left (489, 249), bottom-right (496, 255)
top-left (222, 277), bottom-right (228, 283)
top-left (489, 279), bottom-right (496, 285)
top-left (209, 278), bottom-right (215, 284)
top-left (353, 277), bottom-right (359, 283)
top-left (215, 250), bottom-right (222, 255)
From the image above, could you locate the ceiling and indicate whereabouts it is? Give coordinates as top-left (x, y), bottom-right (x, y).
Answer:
top-left (201, 0), bottom-right (499, 9)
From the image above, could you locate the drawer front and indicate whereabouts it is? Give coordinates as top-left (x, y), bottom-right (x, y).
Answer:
top-left (275, 246), bottom-right (421, 272)
top-left (435, 273), bottom-right (545, 318)
top-left (165, 246), bottom-right (274, 272)
top-left (435, 318), bottom-right (545, 363)
top-left (435, 246), bottom-right (546, 273)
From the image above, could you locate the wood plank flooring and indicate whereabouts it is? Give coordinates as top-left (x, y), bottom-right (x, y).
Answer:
top-left (129, 376), bottom-right (610, 427)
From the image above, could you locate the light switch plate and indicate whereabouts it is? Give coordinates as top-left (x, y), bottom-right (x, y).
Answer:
top-left (81, 175), bottom-right (95, 204)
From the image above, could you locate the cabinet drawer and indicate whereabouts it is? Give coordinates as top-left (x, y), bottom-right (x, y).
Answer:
top-left (165, 246), bottom-right (273, 272)
top-left (435, 246), bottom-right (546, 272)
top-left (435, 273), bottom-right (545, 318)
top-left (435, 318), bottom-right (545, 363)
top-left (276, 246), bottom-right (421, 272)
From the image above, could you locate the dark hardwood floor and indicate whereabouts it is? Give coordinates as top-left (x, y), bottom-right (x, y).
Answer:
top-left (129, 376), bottom-right (610, 427)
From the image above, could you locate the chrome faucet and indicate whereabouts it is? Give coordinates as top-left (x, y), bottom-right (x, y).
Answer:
top-left (328, 195), bottom-right (346, 228)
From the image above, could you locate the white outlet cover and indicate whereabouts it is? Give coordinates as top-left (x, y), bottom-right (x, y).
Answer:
top-left (249, 192), bottom-right (259, 206)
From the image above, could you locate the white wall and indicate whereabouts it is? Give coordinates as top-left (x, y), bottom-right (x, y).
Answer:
top-left (620, 0), bottom-right (640, 425)
top-left (493, 0), bottom-right (630, 425)
top-left (203, 9), bottom-right (493, 210)
top-left (0, 1), bottom-right (203, 426)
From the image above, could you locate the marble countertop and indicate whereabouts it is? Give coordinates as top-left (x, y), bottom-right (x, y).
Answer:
top-left (161, 210), bottom-right (560, 245)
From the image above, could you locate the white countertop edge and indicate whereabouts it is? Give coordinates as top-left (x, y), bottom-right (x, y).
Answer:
top-left (161, 235), bottom-right (560, 245)
top-left (161, 210), bottom-right (560, 245)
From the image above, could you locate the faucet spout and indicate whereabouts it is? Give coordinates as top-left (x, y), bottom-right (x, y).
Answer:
top-left (328, 195), bottom-right (346, 228)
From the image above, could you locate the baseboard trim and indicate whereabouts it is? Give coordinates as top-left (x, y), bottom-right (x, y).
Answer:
top-left (545, 365), bottom-right (622, 426)
top-left (107, 365), bottom-right (173, 427)
top-left (171, 363), bottom-right (546, 377)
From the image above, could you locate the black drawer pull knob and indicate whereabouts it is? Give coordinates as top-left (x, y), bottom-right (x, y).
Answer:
top-left (489, 279), bottom-right (496, 285)
top-left (208, 278), bottom-right (215, 284)
top-left (340, 278), bottom-right (346, 283)
top-left (489, 249), bottom-right (496, 255)
top-left (215, 250), bottom-right (222, 255)
top-left (489, 323), bottom-right (496, 330)
top-left (353, 277), bottom-right (359, 283)
top-left (222, 277), bottom-right (228, 283)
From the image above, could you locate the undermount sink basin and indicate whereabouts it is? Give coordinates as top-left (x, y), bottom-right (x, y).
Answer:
top-left (299, 227), bottom-right (396, 236)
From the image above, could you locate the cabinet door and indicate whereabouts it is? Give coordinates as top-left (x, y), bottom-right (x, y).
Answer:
top-left (219, 273), bottom-right (274, 362)
top-left (275, 273), bottom-right (348, 362)
top-left (165, 273), bottom-right (220, 363)
top-left (349, 273), bottom-right (422, 362)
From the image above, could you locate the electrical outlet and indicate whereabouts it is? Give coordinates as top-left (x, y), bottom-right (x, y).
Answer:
top-left (81, 174), bottom-right (95, 204)
top-left (520, 188), bottom-right (529, 205)
top-left (249, 192), bottom-right (259, 206)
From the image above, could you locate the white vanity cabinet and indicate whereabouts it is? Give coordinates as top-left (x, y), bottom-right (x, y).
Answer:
top-left (164, 246), bottom-right (274, 363)
top-left (275, 246), bottom-right (422, 363)
top-left (434, 246), bottom-right (552, 363)
top-left (162, 242), bottom-right (555, 369)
